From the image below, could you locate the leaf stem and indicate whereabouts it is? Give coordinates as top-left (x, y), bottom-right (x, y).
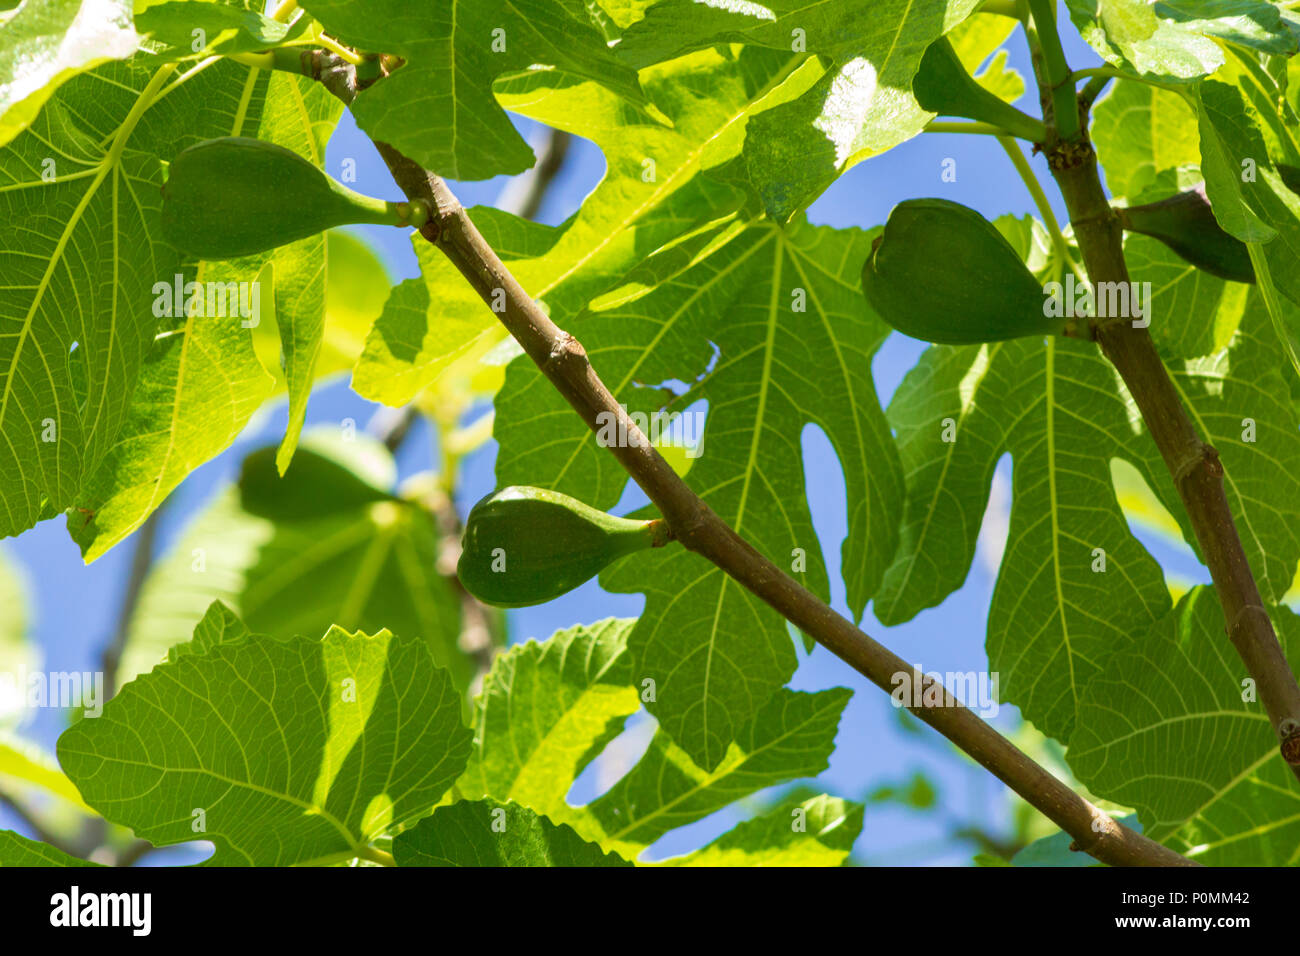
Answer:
top-left (1070, 66), bottom-right (1193, 103)
top-left (302, 52), bottom-right (1196, 867)
top-left (228, 47), bottom-right (314, 75)
top-left (1077, 74), bottom-right (1111, 111)
top-left (923, 120), bottom-right (1018, 137)
top-left (314, 34), bottom-right (366, 67)
top-left (102, 65), bottom-right (178, 170)
top-left (357, 845), bottom-right (396, 866)
top-left (1247, 243), bottom-right (1300, 385)
top-left (996, 135), bottom-right (1085, 283)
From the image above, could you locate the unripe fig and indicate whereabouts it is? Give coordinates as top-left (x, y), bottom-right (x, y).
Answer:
top-left (913, 37), bottom-right (1045, 143)
top-left (1117, 184), bottom-right (1254, 283)
top-left (458, 486), bottom-right (672, 608)
top-left (861, 198), bottom-right (1062, 344)
top-left (161, 136), bottom-right (429, 259)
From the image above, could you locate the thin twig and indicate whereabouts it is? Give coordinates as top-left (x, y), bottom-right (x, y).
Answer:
top-left (76, 502), bottom-right (166, 858)
top-left (1070, 66), bottom-right (1193, 102)
top-left (0, 791), bottom-right (82, 857)
top-left (370, 404), bottom-right (420, 452)
top-left (495, 128), bottom-right (572, 221)
top-left (1077, 74), bottom-right (1112, 112)
top-left (996, 135), bottom-right (1085, 283)
top-left (102, 505), bottom-right (163, 701)
top-left (294, 50), bottom-right (1195, 867)
top-left (114, 839), bottom-right (158, 867)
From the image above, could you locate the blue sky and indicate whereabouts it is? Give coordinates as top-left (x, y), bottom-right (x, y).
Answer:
top-left (0, 11), bottom-right (1213, 865)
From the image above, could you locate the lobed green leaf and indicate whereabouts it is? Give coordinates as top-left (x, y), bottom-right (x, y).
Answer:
top-left (59, 610), bottom-right (473, 866)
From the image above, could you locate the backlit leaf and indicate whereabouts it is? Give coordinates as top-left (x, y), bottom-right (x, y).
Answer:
top-left (1070, 587), bottom-right (1300, 865)
top-left (393, 800), bottom-right (632, 867)
top-left (495, 218), bottom-right (901, 768)
top-left (0, 0), bottom-right (137, 148)
top-left (59, 618), bottom-right (472, 865)
top-left (0, 54), bottom-right (269, 542)
top-left (1064, 0), bottom-right (1295, 80)
top-left (118, 432), bottom-right (466, 690)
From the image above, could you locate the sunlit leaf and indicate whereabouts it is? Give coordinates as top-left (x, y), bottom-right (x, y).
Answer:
top-left (59, 615), bottom-right (472, 865)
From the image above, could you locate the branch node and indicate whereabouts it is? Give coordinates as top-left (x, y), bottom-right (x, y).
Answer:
top-left (1280, 718), bottom-right (1300, 765)
top-left (432, 188), bottom-right (464, 224)
top-left (544, 330), bottom-right (588, 374)
top-left (1228, 602), bottom-right (1270, 643)
top-left (665, 501), bottom-right (714, 554)
top-left (306, 50), bottom-right (358, 102)
top-left (1173, 442), bottom-right (1220, 485)
top-left (1203, 444), bottom-right (1224, 478)
top-left (1047, 138), bottom-right (1093, 172)
top-left (1068, 207), bottom-right (1115, 234)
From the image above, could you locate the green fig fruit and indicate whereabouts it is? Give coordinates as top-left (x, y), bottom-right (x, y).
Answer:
top-left (1117, 184), bottom-right (1254, 283)
top-left (913, 37), bottom-right (1045, 143)
top-left (161, 136), bottom-right (428, 259)
top-left (458, 486), bottom-right (672, 608)
top-left (862, 198), bottom-right (1061, 344)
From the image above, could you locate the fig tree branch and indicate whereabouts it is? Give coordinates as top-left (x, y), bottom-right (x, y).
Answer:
top-left (496, 127), bottom-right (572, 222)
top-left (0, 792), bottom-right (79, 857)
top-left (1028, 22), bottom-right (1300, 780)
top-left (369, 124), bottom-right (574, 687)
top-left (101, 502), bottom-right (162, 701)
top-left (285, 49), bottom-right (1193, 867)
top-left (370, 125), bottom-right (571, 454)
top-left (77, 492), bottom-right (166, 859)
top-left (1027, 0), bottom-right (1080, 141)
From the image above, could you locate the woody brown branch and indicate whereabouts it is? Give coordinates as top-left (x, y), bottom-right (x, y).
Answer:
top-left (1043, 91), bottom-right (1300, 783)
top-left (300, 50), bottom-right (1194, 866)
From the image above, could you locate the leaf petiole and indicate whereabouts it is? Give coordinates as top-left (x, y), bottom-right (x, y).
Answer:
top-left (312, 34), bottom-right (366, 67)
top-left (923, 120), bottom-right (1018, 136)
top-left (996, 135), bottom-right (1086, 285)
top-left (228, 48), bottom-right (313, 74)
top-left (357, 846), bottom-right (396, 867)
top-left (1070, 66), bottom-right (1194, 105)
top-left (1247, 243), bottom-right (1300, 382)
